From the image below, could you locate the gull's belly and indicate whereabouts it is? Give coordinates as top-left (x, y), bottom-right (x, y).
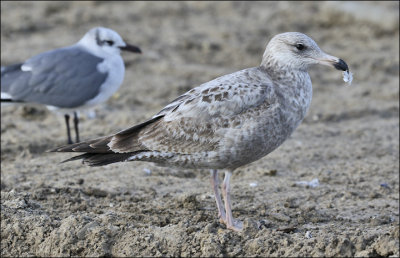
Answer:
top-left (218, 106), bottom-right (307, 169)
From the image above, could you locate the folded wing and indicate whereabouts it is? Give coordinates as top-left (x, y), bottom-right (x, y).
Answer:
top-left (1, 46), bottom-right (108, 108)
top-left (51, 67), bottom-right (277, 166)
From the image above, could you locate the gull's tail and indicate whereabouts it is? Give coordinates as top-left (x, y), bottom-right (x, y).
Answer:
top-left (49, 116), bottom-right (164, 166)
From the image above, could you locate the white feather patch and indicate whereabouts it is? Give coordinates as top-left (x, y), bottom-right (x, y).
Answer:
top-left (1, 92), bottom-right (13, 99)
top-left (342, 70), bottom-right (353, 85)
top-left (21, 64), bottom-right (32, 72)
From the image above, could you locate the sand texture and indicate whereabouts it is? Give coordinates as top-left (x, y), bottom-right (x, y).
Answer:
top-left (1, 1), bottom-right (399, 257)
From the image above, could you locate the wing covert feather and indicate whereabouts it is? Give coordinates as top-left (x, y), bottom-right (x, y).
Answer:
top-left (110, 67), bottom-right (277, 154)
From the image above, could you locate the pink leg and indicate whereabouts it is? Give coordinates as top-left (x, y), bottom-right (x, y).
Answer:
top-left (210, 169), bottom-right (226, 223)
top-left (221, 170), bottom-right (243, 231)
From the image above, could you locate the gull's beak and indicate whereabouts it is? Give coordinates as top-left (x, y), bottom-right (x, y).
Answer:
top-left (119, 43), bottom-right (142, 54)
top-left (315, 53), bottom-right (349, 71)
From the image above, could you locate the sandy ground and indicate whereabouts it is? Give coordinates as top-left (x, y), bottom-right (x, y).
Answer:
top-left (1, 1), bottom-right (399, 257)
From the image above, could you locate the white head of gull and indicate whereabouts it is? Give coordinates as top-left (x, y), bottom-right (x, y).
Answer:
top-left (51, 32), bottom-right (351, 231)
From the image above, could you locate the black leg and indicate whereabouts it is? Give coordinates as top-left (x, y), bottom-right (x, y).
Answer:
top-left (64, 114), bottom-right (73, 144)
top-left (73, 111), bottom-right (80, 143)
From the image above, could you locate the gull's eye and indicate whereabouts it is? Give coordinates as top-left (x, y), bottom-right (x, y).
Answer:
top-left (105, 40), bottom-right (114, 46)
top-left (296, 43), bottom-right (306, 51)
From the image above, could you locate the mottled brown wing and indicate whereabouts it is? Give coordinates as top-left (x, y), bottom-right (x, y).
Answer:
top-left (108, 67), bottom-right (275, 154)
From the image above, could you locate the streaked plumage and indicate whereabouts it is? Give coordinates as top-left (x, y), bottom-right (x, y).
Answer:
top-left (52, 32), bottom-right (351, 231)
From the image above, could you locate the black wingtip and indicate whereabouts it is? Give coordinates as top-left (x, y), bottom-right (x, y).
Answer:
top-left (46, 142), bottom-right (80, 153)
top-left (60, 153), bottom-right (93, 163)
top-left (1, 98), bottom-right (14, 102)
top-left (1, 98), bottom-right (25, 103)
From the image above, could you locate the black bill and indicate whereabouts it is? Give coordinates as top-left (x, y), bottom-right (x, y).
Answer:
top-left (119, 44), bottom-right (142, 53)
top-left (333, 58), bottom-right (349, 71)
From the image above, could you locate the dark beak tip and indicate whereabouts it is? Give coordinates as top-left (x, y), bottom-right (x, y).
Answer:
top-left (334, 58), bottom-right (349, 72)
top-left (120, 44), bottom-right (142, 54)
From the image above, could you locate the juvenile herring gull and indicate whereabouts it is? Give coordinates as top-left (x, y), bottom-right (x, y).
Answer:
top-left (51, 32), bottom-right (351, 231)
top-left (1, 27), bottom-right (142, 144)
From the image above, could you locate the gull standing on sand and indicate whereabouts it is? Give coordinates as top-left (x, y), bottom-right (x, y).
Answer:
top-left (1, 27), bottom-right (142, 144)
top-left (51, 32), bottom-right (352, 231)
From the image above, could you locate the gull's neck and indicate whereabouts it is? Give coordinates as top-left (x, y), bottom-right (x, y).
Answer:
top-left (260, 50), bottom-right (309, 83)
top-left (259, 51), bottom-right (312, 108)
top-left (259, 53), bottom-right (313, 128)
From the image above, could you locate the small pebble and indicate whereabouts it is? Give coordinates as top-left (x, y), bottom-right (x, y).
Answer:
top-left (143, 168), bottom-right (151, 175)
top-left (295, 178), bottom-right (319, 188)
top-left (249, 182), bottom-right (258, 187)
top-left (380, 183), bottom-right (390, 189)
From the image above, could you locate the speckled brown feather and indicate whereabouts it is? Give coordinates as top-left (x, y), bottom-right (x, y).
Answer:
top-left (50, 32), bottom-right (350, 232)
top-left (50, 32), bottom-right (350, 170)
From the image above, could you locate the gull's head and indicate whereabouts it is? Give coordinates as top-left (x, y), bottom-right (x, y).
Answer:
top-left (262, 32), bottom-right (348, 72)
top-left (78, 27), bottom-right (141, 57)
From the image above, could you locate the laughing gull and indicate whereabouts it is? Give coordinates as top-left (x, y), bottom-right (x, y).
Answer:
top-left (1, 27), bottom-right (142, 144)
top-left (51, 32), bottom-right (351, 231)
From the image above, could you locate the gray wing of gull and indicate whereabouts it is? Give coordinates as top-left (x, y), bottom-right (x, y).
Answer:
top-left (1, 46), bottom-right (108, 108)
